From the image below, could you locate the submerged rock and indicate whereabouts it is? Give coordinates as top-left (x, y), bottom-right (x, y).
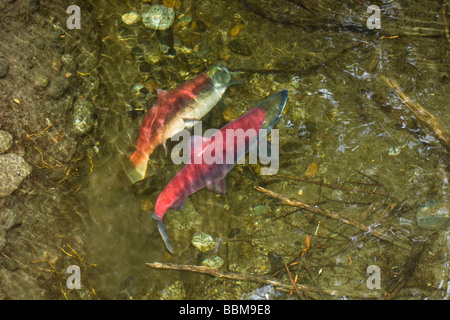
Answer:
top-left (71, 98), bottom-right (95, 135)
top-left (228, 39), bottom-right (252, 56)
top-left (122, 11), bottom-right (140, 25)
top-left (160, 280), bottom-right (186, 300)
top-left (417, 200), bottom-right (450, 230)
top-left (47, 75), bottom-right (70, 100)
top-left (142, 4), bottom-right (175, 30)
top-left (0, 208), bottom-right (18, 251)
top-left (202, 256), bottom-right (224, 269)
top-left (0, 130), bottom-right (13, 154)
top-left (0, 153), bottom-right (32, 197)
top-left (192, 232), bottom-right (216, 253)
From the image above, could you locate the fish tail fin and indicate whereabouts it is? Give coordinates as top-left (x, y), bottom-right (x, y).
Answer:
top-left (122, 151), bottom-right (148, 184)
top-left (152, 212), bottom-right (173, 254)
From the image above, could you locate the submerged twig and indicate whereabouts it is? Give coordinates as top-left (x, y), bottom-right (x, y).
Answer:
top-left (254, 186), bottom-right (411, 251)
top-left (145, 262), bottom-right (380, 299)
top-left (384, 241), bottom-right (426, 299)
top-left (272, 174), bottom-right (394, 200)
top-left (383, 76), bottom-right (450, 153)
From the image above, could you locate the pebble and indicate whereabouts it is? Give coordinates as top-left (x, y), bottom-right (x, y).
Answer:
top-left (122, 11), bottom-right (140, 25)
top-left (202, 256), bottom-right (224, 269)
top-left (162, 0), bottom-right (181, 10)
top-left (33, 75), bottom-right (49, 89)
top-left (222, 107), bottom-right (239, 122)
top-left (47, 75), bottom-right (70, 100)
top-left (305, 162), bottom-right (319, 177)
top-left (230, 24), bottom-right (245, 37)
top-left (142, 4), bottom-right (175, 30)
top-left (0, 58), bottom-right (9, 79)
top-left (0, 208), bottom-right (18, 252)
top-left (228, 39), bottom-right (252, 56)
top-left (160, 281), bottom-right (186, 300)
top-left (0, 130), bottom-right (13, 154)
top-left (192, 232), bottom-right (216, 252)
top-left (416, 200), bottom-right (450, 230)
top-left (0, 153), bottom-right (32, 197)
top-left (71, 98), bottom-right (95, 136)
top-left (196, 20), bottom-right (207, 32)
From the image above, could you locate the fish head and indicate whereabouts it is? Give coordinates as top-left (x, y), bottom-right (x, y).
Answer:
top-left (206, 63), bottom-right (231, 89)
top-left (258, 90), bottom-right (289, 132)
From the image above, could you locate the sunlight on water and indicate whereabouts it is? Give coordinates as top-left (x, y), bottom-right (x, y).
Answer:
top-left (10, 0), bottom-right (447, 300)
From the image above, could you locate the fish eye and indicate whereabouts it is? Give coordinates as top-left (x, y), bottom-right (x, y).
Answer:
top-left (211, 65), bottom-right (230, 86)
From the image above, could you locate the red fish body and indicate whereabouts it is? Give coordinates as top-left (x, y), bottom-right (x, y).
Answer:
top-left (152, 90), bottom-right (288, 253)
top-left (125, 64), bottom-right (233, 183)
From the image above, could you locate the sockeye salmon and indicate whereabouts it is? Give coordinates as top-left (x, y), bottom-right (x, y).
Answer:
top-left (152, 90), bottom-right (289, 253)
top-left (125, 63), bottom-right (235, 184)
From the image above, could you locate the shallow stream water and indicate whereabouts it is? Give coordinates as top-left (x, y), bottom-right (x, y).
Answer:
top-left (1, 0), bottom-right (450, 300)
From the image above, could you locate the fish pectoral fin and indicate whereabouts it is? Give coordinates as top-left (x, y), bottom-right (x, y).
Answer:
top-left (171, 196), bottom-right (187, 210)
top-left (153, 212), bottom-right (173, 254)
top-left (206, 178), bottom-right (227, 196)
top-left (182, 118), bottom-right (200, 128)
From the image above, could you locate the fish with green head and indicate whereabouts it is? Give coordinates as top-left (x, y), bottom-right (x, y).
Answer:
top-left (125, 64), bottom-right (236, 183)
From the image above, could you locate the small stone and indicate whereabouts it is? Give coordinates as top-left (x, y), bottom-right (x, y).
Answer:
top-left (142, 4), bottom-right (175, 30)
top-left (202, 256), bottom-right (224, 269)
top-left (47, 75), bottom-right (70, 100)
top-left (0, 153), bottom-right (32, 197)
top-left (0, 208), bottom-right (18, 231)
top-left (34, 75), bottom-right (49, 89)
top-left (228, 39), bottom-right (252, 56)
top-left (0, 229), bottom-right (6, 252)
top-left (71, 98), bottom-right (95, 136)
top-left (222, 107), bottom-right (239, 122)
top-left (0, 59), bottom-right (9, 79)
top-left (160, 281), bottom-right (186, 300)
top-left (162, 0), bottom-right (181, 10)
top-left (417, 200), bottom-right (450, 230)
top-left (305, 162), bottom-right (318, 177)
top-left (177, 15), bottom-right (192, 28)
top-left (196, 20), bottom-right (207, 32)
top-left (122, 11), bottom-right (140, 25)
top-left (192, 232), bottom-right (216, 252)
top-left (0, 130), bottom-right (13, 154)
top-left (230, 24), bottom-right (244, 37)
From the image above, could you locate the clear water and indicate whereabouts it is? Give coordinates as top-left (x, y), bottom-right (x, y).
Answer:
top-left (2, 0), bottom-right (450, 300)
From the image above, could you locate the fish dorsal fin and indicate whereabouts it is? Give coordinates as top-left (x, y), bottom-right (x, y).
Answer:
top-left (206, 178), bottom-right (227, 196)
top-left (188, 135), bottom-right (211, 159)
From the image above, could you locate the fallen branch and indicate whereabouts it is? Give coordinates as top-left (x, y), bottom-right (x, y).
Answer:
top-left (383, 76), bottom-right (450, 152)
top-left (145, 262), bottom-right (380, 299)
top-left (273, 174), bottom-right (394, 200)
top-left (254, 186), bottom-right (411, 251)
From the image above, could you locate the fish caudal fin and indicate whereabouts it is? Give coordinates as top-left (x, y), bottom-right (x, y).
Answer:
top-left (123, 160), bottom-right (147, 184)
top-left (152, 212), bottom-right (173, 254)
top-left (122, 151), bottom-right (149, 184)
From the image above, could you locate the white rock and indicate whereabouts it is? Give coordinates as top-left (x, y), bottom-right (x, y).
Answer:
top-left (0, 153), bottom-right (32, 197)
top-left (122, 11), bottom-right (140, 25)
